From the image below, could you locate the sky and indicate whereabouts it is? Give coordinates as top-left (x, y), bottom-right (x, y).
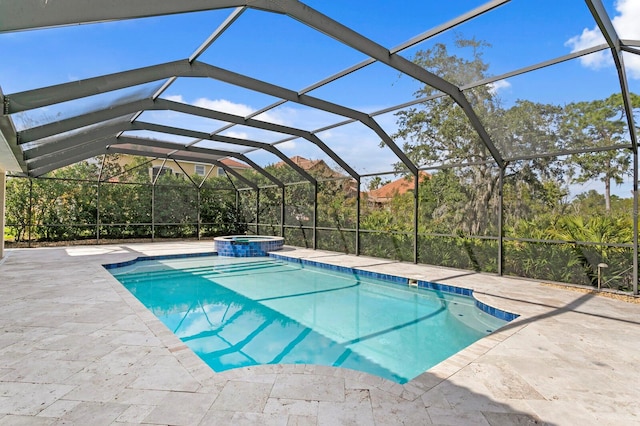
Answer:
top-left (1, 0), bottom-right (639, 196)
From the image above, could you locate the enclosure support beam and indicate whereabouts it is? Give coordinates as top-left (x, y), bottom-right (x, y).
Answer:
top-left (413, 172), bottom-right (419, 264)
top-left (28, 145), bottom-right (108, 176)
top-left (255, 188), bottom-right (260, 236)
top-left (584, 0), bottom-right (638, 154)
top-left (120, 7), bottom-right (247, 130)
top-left (172, 159), bottom-right (200, 189)
top-left (212, 0), bottom-right (510, 151)
top-left (0, 0), bottom-right (242, 33)
top-left (11, 71), bottom-right (360, 178)
top-left (634, 151), bottom-right (639, 295)
top-left (151, 185), bottom-right (155, 241)
top-left (197, 134), bottom-right (317, 185)
top-left (0, 87), bottom-right (26, 173)
top-left (96, 180), bottom-right (101, 244)
top-left (584, 0), bottom-right (638, 294)
top-left (197, 189), bottom-right (202, 241)
top-left (123, 130), bottom-right (286, 188)
top-left (28, 179), bottom-right (32, 247)
top-left (170, 159), bottom-right (203, 239)
top-left (235, 191), bottom-right (239, 223)
top-left (116, 149), bottom-right (258, 190)
top-left (280, 186), bottom-right (285, 238)
top-left (498, 166), bottom-right (505, 276)
top-left (313, 182), bottom-right (318, 250)
top-left (260, 0), bottom-right (504, 168)
top-left (96, 155), bottom-right (106, 244)
top-left (0, 170), bottom-right (5, 259)
top-left (355, 177), bottom-right (361, 257)
top-left (107, 139), bottom-right (265, 189)
top-left (151, 158), bottom-right (167, 241)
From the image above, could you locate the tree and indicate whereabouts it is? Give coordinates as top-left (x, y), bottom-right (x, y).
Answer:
top-left (562, 93), bottom-right (639, 213)
top-left (499, 100), bottom-right (567, 225)
top-left (394, 36), bottom-right (563, 235)
top-left (393, 37), bottom-right (499, 235)
top-left (367, 176), bottom-right (390, 191)
top-left (548, 215), bottom-right (633, 287)
top-left (5, 177), bottom-right (31, 242)
top-left (571, 190), bottom-right (606, 216)
top-left (200, 176), bottom-right (244, 237)
top-left (418, 168), bottom-right (467, 233)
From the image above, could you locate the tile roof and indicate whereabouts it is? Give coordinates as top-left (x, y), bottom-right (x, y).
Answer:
top-left (220, 158), bottom-right (251, 169)
top-left (367, 172), bottom-right (430, 203)
top-left (274, 156), bottom-right (345, 178)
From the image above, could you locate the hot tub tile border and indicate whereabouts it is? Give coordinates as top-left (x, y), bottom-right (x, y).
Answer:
top-left (215, 236), bottom-right (284, 257)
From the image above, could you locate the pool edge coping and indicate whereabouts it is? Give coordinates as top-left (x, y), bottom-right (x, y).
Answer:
top-left (269, 252), bottom-right (520, 322)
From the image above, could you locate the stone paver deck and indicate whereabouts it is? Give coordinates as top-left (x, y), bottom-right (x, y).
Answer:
top-left (0, 241), bottom-right (639, 425)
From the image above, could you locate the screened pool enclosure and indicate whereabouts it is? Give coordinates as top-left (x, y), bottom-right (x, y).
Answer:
top-left (0, 0), bottom-right (639, 294)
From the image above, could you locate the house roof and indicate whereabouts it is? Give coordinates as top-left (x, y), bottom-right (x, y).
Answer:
top-left (286, 156), bottom-right (321, 170)
top-left (220, 158), bottom-right (251, 169)
top-left (274, 156), bottom-right (345, 179)
top-left (367, 172), bottom-right (430, 203)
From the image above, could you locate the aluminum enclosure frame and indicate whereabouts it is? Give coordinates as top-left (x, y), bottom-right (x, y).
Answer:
top-left (0, 0), bottom-right (639, 294)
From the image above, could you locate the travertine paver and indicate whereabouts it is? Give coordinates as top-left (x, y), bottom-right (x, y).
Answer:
top-left (143, 392), bottom-right (217, 425)
top-left (317, 388), bottom-right (374, 425)
top-left (52, 401), bottom-right (130, 425)
top-left (0, 241), bottom-right (639, 425)
top-left (271, 374), bottom-right (345, 402)
top-left (263, 398), bottom-right (319, 417)
top-left (211, 380), bottom-right (273, 412)
top-left (0, 382), bottom-right (76, 416)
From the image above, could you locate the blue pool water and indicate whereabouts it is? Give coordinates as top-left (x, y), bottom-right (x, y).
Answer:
top-left (109, 255), bottom-right (510, 383)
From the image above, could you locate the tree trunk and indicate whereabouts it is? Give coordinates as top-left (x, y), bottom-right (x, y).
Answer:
top-left (605, 177), bottom-right (611, 213)
top-left (468, 165), bottom-right (498, 235)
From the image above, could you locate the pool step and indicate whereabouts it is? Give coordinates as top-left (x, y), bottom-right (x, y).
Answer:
top-left (116, 260), bottom-right (294, 284)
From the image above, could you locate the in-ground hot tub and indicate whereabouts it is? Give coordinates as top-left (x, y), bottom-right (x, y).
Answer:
top-left (214, 235), bottom-right (284, 257)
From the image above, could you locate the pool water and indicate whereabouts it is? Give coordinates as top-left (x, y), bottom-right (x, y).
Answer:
top-left (110, 256), bottom-right (509, 383)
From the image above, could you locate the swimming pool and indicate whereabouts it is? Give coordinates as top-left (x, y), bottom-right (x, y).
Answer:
top-left (108, 254), bottom-right (516, 383)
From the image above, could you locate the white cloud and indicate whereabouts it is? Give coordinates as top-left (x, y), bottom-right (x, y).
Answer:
top-left (194, 98), bottom-right (253, 116)
top-left (158, 95), bottom-right (300, 143)
top-left (163, 95), bottom-right (286, 125)
top-left (275, 140), bottom-right (297, 151)
top-left (164, 94), bottom-right (185, 103)
top-left (224, 130), bottom-right (250, 140)
top-left (566, 0), bottom-right (640, 78)
top-left (487, 79), bottom-right (511, 95)
top-left (193, 98), bottom-right (284, 125)
top-left (252, 109), bottom-right (287, 126)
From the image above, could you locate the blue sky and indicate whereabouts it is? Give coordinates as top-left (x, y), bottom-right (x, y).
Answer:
top-left (1, 0), bottom-right (639, 194)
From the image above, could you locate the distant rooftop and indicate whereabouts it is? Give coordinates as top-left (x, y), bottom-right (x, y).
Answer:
top-left (220, 158), bottom-right (251, 169)
top-left (368, 172), bottom-right (430, 204)
top-left (275, 156), bottom-right (346, 179)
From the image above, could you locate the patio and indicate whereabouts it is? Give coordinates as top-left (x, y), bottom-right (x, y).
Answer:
top-left (0, 241), bottom-right (639, 425)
